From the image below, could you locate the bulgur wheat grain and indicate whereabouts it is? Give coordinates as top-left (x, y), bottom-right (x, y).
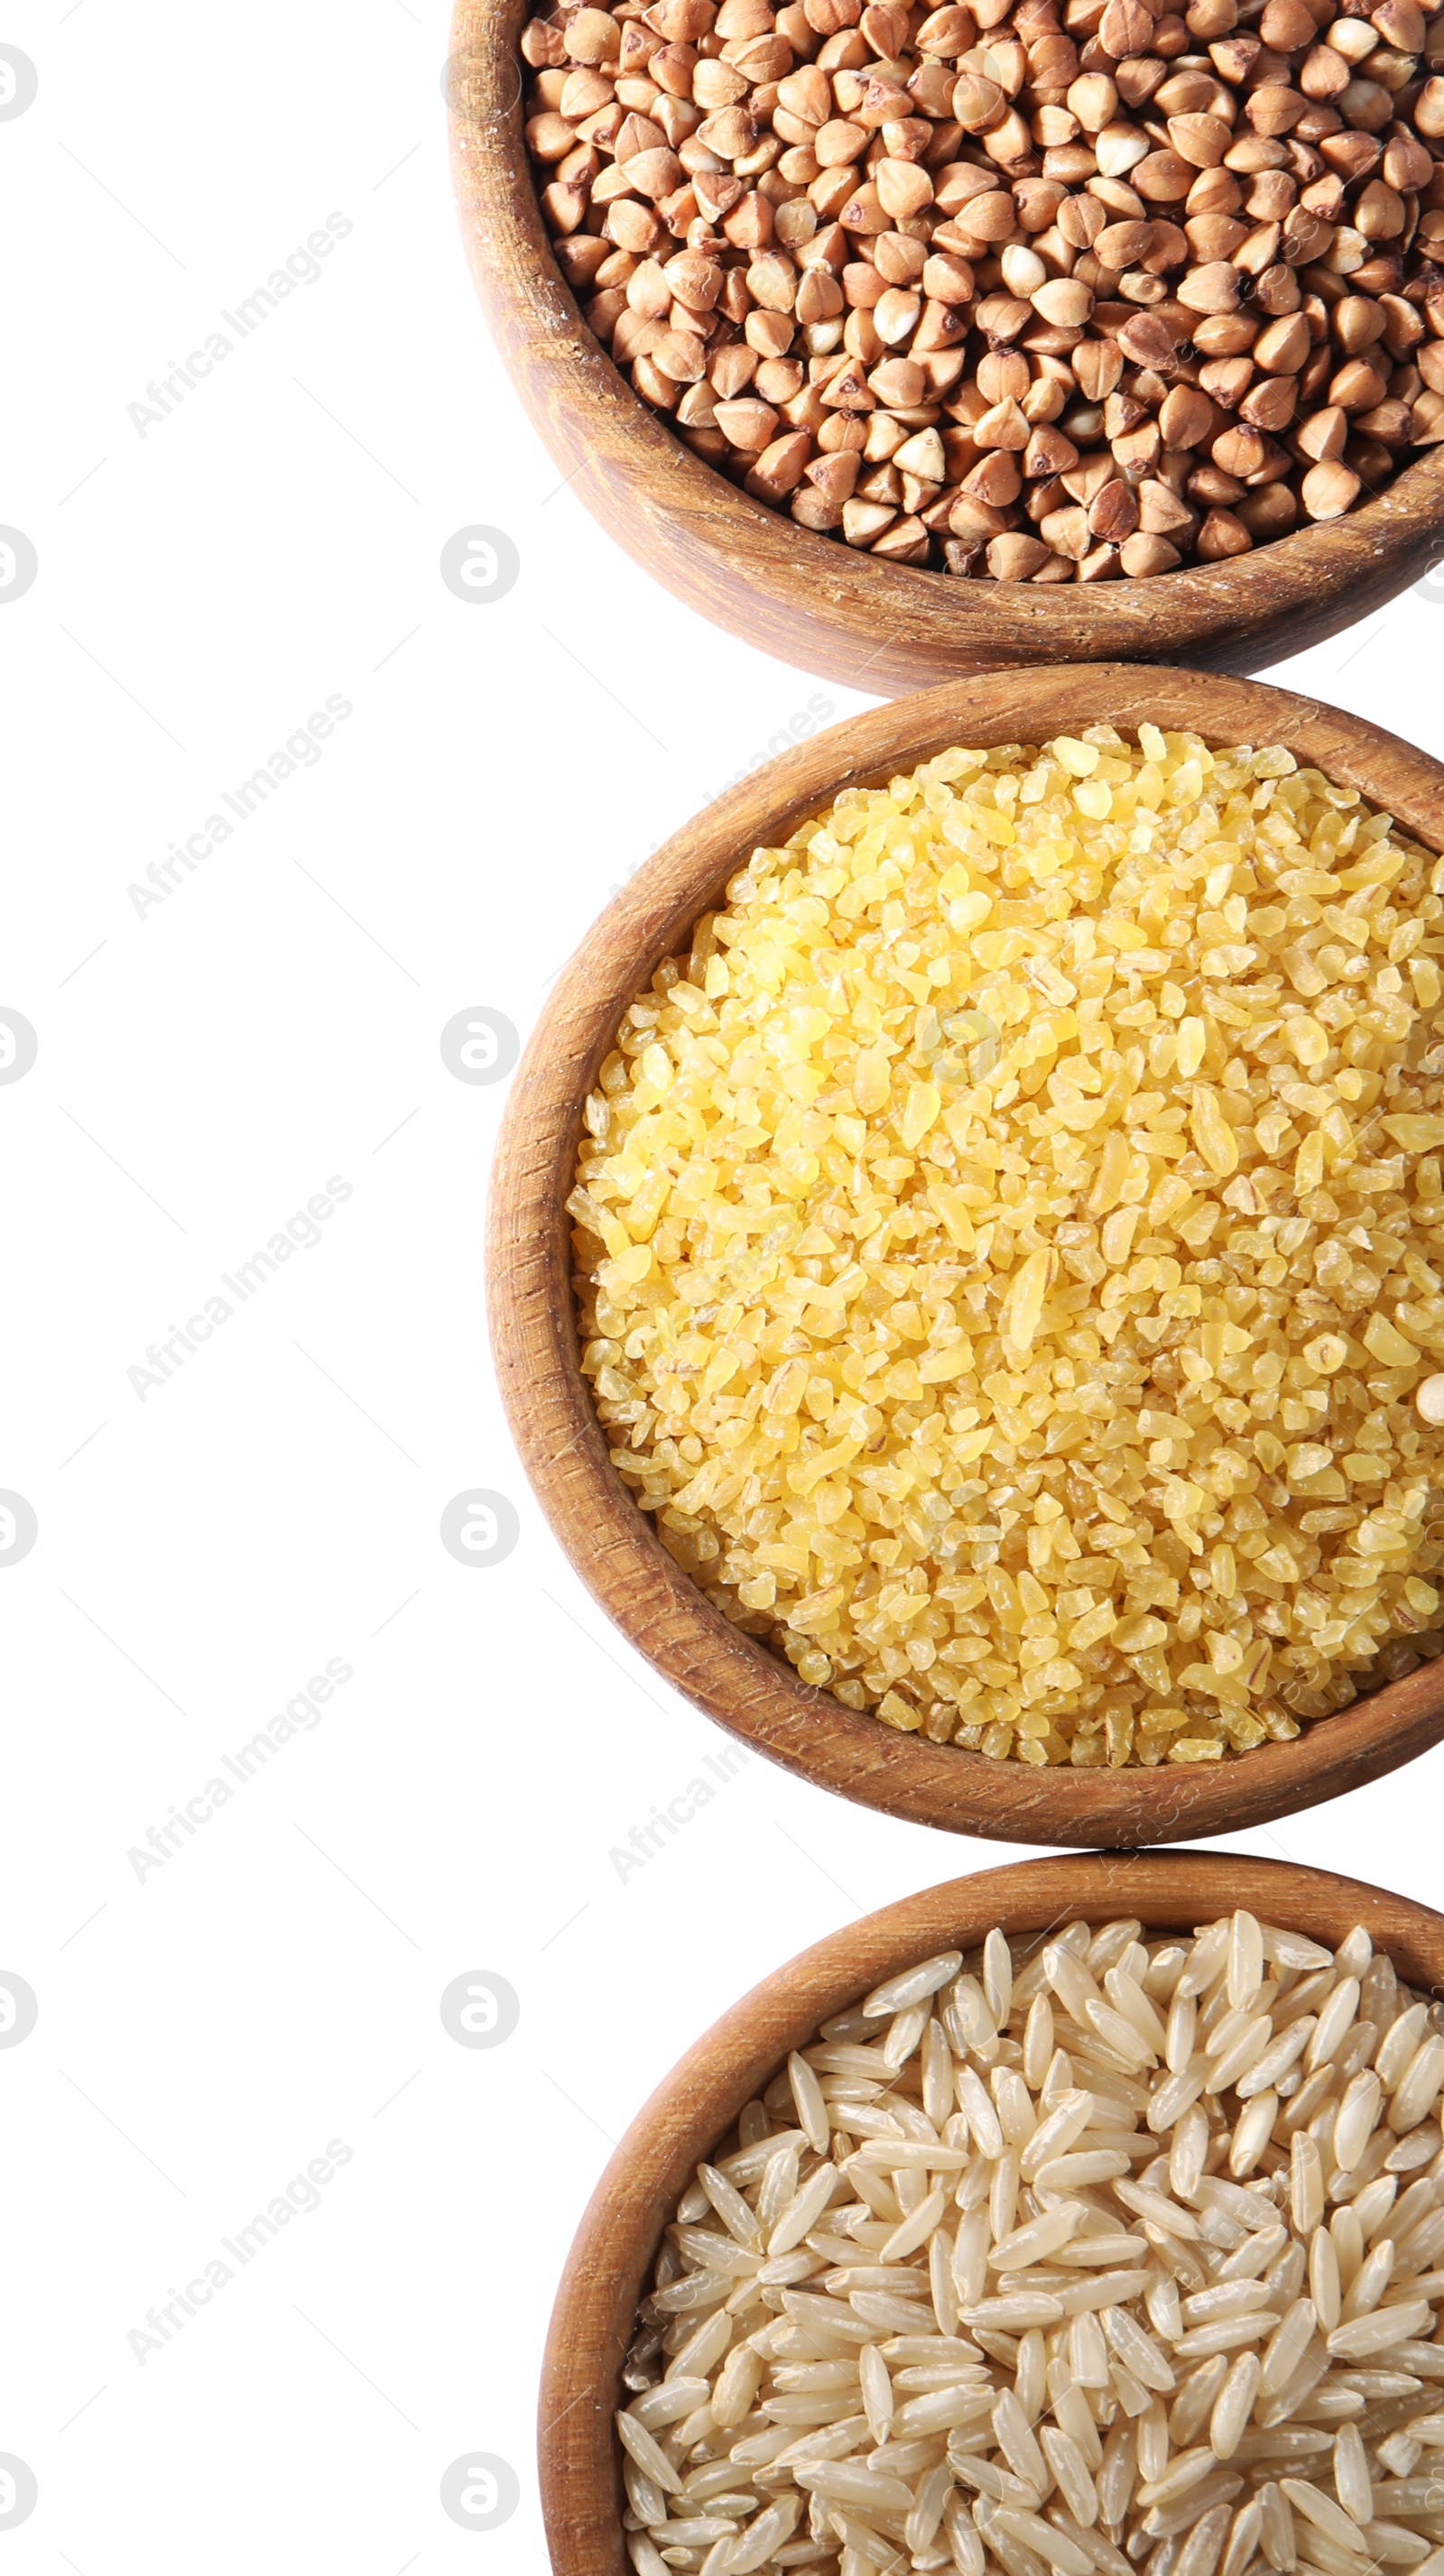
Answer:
top-left (571, 725), bottom-right (1444, 1765)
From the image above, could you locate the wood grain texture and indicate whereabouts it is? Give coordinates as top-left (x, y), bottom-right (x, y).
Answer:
top-left (486, 666), bottom-right (1444, 1850)
top-left (537, 1851), bottom-right (1444, 2576)
top-left (447, 13), bottom-right (1444, 698)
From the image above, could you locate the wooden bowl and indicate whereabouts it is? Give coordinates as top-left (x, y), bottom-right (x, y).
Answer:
top-left (537, 1849), bottom-right (1444, 2576)
top-left (486, 664), bottom-right (1444, 1849)
top-left (446, 19), bottom-right (1444, 699)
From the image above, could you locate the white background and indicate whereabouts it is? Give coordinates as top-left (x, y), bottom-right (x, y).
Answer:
top-left (4, 2), bottom-right (1444, 2568)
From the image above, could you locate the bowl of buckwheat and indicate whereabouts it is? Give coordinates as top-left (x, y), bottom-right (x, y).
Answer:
top-left (449, 0), bottom-right (1444, 689)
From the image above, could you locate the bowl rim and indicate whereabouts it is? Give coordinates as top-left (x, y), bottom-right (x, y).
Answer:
top-left (536, 1848), bottom-right (1444, 2576)
top-left (448, 0), bottom-right (1444, 694)
top-left (486, 661), bottom-right (1444, 1850)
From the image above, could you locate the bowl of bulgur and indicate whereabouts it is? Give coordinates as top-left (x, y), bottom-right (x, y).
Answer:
top-left (538, 1851), bottom-right (1444, 2576)
top-left (486, 663), bottom-right (1444, 1845)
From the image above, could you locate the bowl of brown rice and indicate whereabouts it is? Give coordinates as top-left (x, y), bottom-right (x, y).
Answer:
top-left (537, 1850), bottom-right (1444, 2576)
top-left (486, 661), bottom-right (1444, 1846)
